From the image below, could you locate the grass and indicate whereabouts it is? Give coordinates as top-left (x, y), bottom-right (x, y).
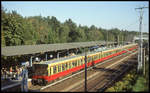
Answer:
top-left (132, 76), bottom-right (148, 92)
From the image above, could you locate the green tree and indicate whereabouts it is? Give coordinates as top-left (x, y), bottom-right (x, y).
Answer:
top-left (58, 24), bottom-right (70, 43)
top-left (2, 10), bottom-right (25, 46)
top-left (64, 19), bottom-right (78, 42)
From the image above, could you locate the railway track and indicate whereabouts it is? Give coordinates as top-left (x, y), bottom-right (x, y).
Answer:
top-left (60, 52), bottom-right (137, 92)
top-left (29, 51), bottom-right (137, 92)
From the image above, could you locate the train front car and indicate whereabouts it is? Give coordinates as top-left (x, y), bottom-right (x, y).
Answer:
top-left (32, 63), bottom-right (49, 86)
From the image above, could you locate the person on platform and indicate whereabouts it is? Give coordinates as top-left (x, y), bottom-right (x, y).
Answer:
top-left (4, 68), bottom-right (7, 79)
top-left (1, 68), bottom-right (4, 79)
top-left (15, 66), bottom-right (20, 80)
top-left (20, 66), bottom-right (28, 92)
top-left (9, 66), bottom-right (13, 78)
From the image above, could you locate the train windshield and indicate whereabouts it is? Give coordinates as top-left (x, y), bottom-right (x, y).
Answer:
top-left (33, 64), bottom-right (48, 76)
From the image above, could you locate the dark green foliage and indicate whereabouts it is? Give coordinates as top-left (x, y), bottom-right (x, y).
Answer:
top-left (1, 7), bottom-right (147, 47)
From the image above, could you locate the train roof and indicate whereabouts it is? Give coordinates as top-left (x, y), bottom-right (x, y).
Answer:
top-left (36, 49), bottom-right (105, 65)
top-left (40, 55), bottom-right (82, 65)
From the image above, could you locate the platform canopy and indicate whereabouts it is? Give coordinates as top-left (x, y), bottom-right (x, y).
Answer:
top-left (1, 41), bottom-right (115, 56)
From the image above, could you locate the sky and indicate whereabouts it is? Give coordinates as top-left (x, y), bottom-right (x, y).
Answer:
top-left (1, 1), bottom-right (149, 32)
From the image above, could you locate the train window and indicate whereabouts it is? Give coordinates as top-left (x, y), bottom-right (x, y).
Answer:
top-left (113, 51), bottom-right (115, 54)
top-left (92, 55), bottom-right (95, 61)
top-left (99, 53), bottom-right (101, 59)
top-left (102, 53), bottom-right (104, 57)
top-left (108, 51), bottom-right (110, 56)
top-left (58, 65), bottom-right (61, 72)
top-left (82, 59), bottom-right (85, 64)
top-left (72, 61), bottom-right (75, 68)
top-left (74, 60), bottom-right (77, 67)
top-left (97, 54), bottom-right (100, 59)
top-left (98, 54), bottom-right (100, 59)
top-left (71, 62), bottom-right (73, 68)
top-left (103, 53), bottom-right (105, 57)
top-left (72, 60), bottom-right (77, 67)
top-left (94, 55), bottom-right (97, 60)
top-left (66, 62), bottom-right (68, 70)
top-left (87, 57), bottom-right (90, 63)
top-left (78, 59), bottom-right (81, 66)
top-left (78, 59), bottom-right (80, 66)
top-left (103, 53), bottom-right (105, 58)
top-left (62, 64), bottom-right (65, 71)
top-left (97, 54), bottom-right (99, 60)
top-left (104, 53), bottom-right (106, 57)
top-left (65, 63), bottom-right (67, 70)
top-left (56, 65), bottom-right (58, 73)
top-left (65, 63), bottom-right (68, 70)
top-left (53, 66), bottom-right (57, 74)
top-left (62, 64), bottom-right (64, 71)
top-left (68, 62), bottom-right (70, 69)
top-left (108, 52), bottom-right (110, 55)
top-left (107, 52), bottom-right (109, 56)
top-left (110, 52), bottom-right (112, 55)
top-left (110, 51), bottom-right (112, 55)
top-left (80, 59), bottom-right (82, 65)
top-left (91, 56), bottom-right (93, 62)
top-left (112, 51), bottom-right (114, 54)
top-left (76, 60), bottom-right (79, 66)
top-left (68, 62), bottom-right (71, 69)
top-left (62, 63), bottom-right (67, 71)
top-left (90, 56), bottom-right (93, 62)
top-left (91, 56), bottom-right (93, 61)
top-left (93, 55), bottom-right (95, 60)
top-left (105, 52), bottom-right (107, 57)
top-left (87, 57), bottom-right (89, 63)
top-left (96, 54), bottom-right (98, 60)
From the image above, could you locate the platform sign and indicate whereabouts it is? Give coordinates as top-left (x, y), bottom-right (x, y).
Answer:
top-left (21, 62), bottom-right (29, 67)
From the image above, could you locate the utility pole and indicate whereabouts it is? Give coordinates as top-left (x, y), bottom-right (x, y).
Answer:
top-left (29, 56), bottom-right (32, 67)
top-left (121, 29), bottom-right (124, 46)
top-left (106, 30), bottom-right (108, 48)
top-left (135, 6), bottom-right (148, 72)
top-left (84, 50), bottom-right (87, 92)
top-left (143, 48), bottom-right (145, 76)
top-left (45, 53), bottom-right (47, 61)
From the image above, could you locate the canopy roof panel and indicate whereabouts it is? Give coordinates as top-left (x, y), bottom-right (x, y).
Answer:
top-left (1, 41), bottom-right (114, 56)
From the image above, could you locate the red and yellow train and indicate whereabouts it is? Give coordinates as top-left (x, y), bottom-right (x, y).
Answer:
top-left (31, 44), bottom-right (138, 85)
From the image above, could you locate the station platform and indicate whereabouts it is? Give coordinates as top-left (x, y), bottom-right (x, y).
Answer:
top-left (1, 78), bottom-right (32, 92)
